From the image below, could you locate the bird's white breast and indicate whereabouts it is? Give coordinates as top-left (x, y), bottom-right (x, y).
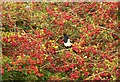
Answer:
top-left (64, 39), bottom-right (72, 47)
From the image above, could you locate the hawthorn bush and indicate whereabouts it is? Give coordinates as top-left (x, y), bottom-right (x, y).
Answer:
top-left (1, 2), bottom-right (120, 81)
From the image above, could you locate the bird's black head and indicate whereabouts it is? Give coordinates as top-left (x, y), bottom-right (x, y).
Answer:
top-left (63, 34), bottom-right (69, 43)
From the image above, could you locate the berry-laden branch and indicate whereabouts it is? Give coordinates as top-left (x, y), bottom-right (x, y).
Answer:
top-left (84, 70), bottom-right (115, 80)
top-left (2, 2), bottom-right (119, 81)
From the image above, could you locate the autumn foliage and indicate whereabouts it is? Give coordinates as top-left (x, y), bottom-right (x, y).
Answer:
top-left (1, 2), bottom-right (120, 81)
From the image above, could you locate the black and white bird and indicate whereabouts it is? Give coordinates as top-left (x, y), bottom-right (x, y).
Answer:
top-left (63, 34), bottom-right (72, 48)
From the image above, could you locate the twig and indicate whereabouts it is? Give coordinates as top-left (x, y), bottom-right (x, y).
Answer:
top-left (26, 23), bottom-right (35, 33)
top-left (84, 71), bottom-right (111, 80)
top-left (56, 48), bottom-right (70, 53)
top-left (40, 63), bottom-right (50, 69)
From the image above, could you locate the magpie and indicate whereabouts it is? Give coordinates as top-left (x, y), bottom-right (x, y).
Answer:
top-left (63, 34), bottom-right (72, 48)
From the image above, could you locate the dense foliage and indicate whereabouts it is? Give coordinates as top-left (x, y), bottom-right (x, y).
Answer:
top-left (1, 2), bottom-right (120, 81)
